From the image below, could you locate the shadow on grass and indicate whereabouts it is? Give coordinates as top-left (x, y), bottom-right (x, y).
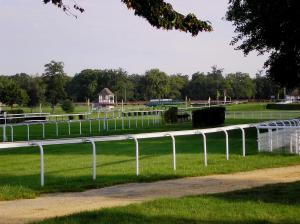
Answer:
top-left (213, 181), bottom-right (300, 205)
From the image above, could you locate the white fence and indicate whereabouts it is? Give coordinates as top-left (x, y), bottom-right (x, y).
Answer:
top-left (0, 114), bottom-right (162, 142)
top-left (257, 119), bottom-right (300, 154)
top-left (0, 124), bottom-right (256, 186)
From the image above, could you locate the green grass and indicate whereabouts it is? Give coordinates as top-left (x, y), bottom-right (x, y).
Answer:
top-left (225, 103), bottom-right (268, 111)
top-left (1, 121), bottom-right (300, 201)
top-left (32, 181), bottom-right (300, 224)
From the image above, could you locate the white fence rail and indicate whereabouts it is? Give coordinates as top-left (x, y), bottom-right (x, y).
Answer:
top-left (257, 119), bottom-right (300, 154)
top-left (0, 114), bottom-right (162, 142)
top-left (0, 124), bottom-right (256, 186)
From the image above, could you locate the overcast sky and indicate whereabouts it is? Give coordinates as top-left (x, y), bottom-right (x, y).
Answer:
top-left (0, 0), bottom-right (267, 77)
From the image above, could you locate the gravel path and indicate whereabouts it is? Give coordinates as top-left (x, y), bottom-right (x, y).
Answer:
top-left (1, 165), bottom-right (300, 224)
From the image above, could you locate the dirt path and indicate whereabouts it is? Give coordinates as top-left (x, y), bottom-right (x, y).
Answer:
top-left (1, 165), bottom-right (300, 224)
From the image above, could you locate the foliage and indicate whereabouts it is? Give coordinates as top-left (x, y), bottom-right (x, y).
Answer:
top-left (0, 76), bottom-right (29, 107)
top-left (42, 61), bottom-right (69, 110)
top-left (163, 107), bottom-right (178, 123)
top-left (145, 69), bottom-right (170, 100)
top-left (192, 107), bottom-right (225, 128)
top-left (226, 0), bottom-right (300, 87)
top-left (61, 99), bottom-right (75, 113)
top-left (266, 103), bottom-right (300, 110)
top-left (225, 72), bottom-right (255, 99)
top-left (43, 0), bottom-right (212, 36)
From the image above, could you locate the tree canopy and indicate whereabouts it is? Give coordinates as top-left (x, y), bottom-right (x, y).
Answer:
top-left (43, 0), bottom-right (212, 36)
top-left (226, 0), bottom-right (300, 87)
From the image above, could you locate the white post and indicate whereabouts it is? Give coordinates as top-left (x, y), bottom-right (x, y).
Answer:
top-left (85, 139), bottom-right (96, 180)
top-left (240, 127), bottom-right (246, 157)
top-left (200, 132), bottom-right (208, 166)
top-left (223, 130), bottom-right (229, 160)
top-left (166, 134), bottom-right (176, 171)
top-left (35, 143), bottom-right (44, 187)
top-left (129, 137), bottom-right (139, 176)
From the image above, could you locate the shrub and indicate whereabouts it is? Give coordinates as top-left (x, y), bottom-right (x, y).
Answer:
top-left (61, 99), bottom-right (75, 113)
top-left (164, 107), bottom-right (178, 123)
top-left (192, 107), bottom-right (225, 128)
top-left (177, 113), bottom-right (190, 122)
top-left (266, 103), bottom-right (300, 110)
top-left (79, 114), bottom-right (85, 120)
top-left (68, 115), bottom-right (74, 120)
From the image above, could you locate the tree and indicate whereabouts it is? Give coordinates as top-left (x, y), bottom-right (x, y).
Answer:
top-left (168, 74), bottom-right (189, 100)
top-left (144, 69), bottom-right (170, 99)
top-left (12, 74), bottom-right (46, 109)
top-left (42, 60), bottom-right (69, 111)
top-left (225, 72), bottom-right (255, 99)
top-left (0, 77), bottom-right (29, 108)
top-left (226, 0), bottom-right (300, 87)
top-left (43, 0), bottom-right (212, 36)
top-left (61, 99), bottom-right (75, 113)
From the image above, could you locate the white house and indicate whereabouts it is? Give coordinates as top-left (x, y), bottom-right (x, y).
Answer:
top-left (92, 88), bottom-right (115, 110)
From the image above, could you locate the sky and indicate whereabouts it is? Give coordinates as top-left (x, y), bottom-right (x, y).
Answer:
top-left (0, 0), bottom-right (268, 77)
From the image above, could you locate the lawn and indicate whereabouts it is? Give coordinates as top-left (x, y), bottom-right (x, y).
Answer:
top-left (32, 181), bottom-right (300, 224)
top-left (1, 120), bottom-right (300, 201)
top-left (225, 103), bottom-right (268, 111)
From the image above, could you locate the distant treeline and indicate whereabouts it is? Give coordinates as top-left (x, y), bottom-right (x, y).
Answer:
top-left (0, 60), bottom-right (283, 109)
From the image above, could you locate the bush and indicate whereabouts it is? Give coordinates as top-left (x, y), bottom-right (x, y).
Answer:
top-left (192, 107), bottom-right (225, 128)
top-left (177, 113), bottom-right (190, 122)
top-left (164, 107), bottom-right (178, 123)
top-left (266, 103), bottom-right (300, 110)
top-left (68, 115), bottom-right (74, 120)
top-left (61, 99), bottom-right (75, 113)
top-left (79, 114), bottom-right (85, 120)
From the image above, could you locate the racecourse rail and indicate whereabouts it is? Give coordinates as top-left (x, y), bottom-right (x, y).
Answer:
top-left (0, 123), bottom-right (257, 187)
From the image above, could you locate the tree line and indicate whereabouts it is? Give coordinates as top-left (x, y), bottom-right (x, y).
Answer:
top-left (0, 61), bottom-right (284, 109)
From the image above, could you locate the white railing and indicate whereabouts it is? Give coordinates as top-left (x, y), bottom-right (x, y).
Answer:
top-left (256, 119), bottom-right (300, 154)
top-left (0, 123), bottom-right (256, 187)
top-left (0, 114), bottom-right (162, 142)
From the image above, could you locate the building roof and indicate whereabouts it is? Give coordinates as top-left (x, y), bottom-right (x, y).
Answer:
top-left (99, 88), bottom-right (114, 96)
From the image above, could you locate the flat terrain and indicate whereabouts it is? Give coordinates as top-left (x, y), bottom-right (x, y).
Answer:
top-left (0, 165), bottom-right (299, 224)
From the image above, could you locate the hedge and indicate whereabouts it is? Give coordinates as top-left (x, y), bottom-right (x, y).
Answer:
top-left (266, 103), bottom-right (300, 110)
top-left (163, 107), bottom-right (178, 123)
top-left (192, 107), bottom-right (225, 128)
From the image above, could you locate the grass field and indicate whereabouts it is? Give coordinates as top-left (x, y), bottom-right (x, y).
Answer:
top-left (32, 181), bottom-right (300, 224)
top-left (225, 103), bottom-right (268, 111)
top-left (0, 117), bottom-right (266, 142)
top-left (1, 120), bottom-right (300, 201)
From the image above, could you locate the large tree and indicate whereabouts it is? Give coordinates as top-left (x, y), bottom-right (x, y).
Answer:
top-left (42, 60), bottom-right (69, 111)
top-left (144, 69), bottom-right (170, 99)
top-left (43, 0), bottom-right (212, 36)
top-left (226, 0), bottom-right (300, 87)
